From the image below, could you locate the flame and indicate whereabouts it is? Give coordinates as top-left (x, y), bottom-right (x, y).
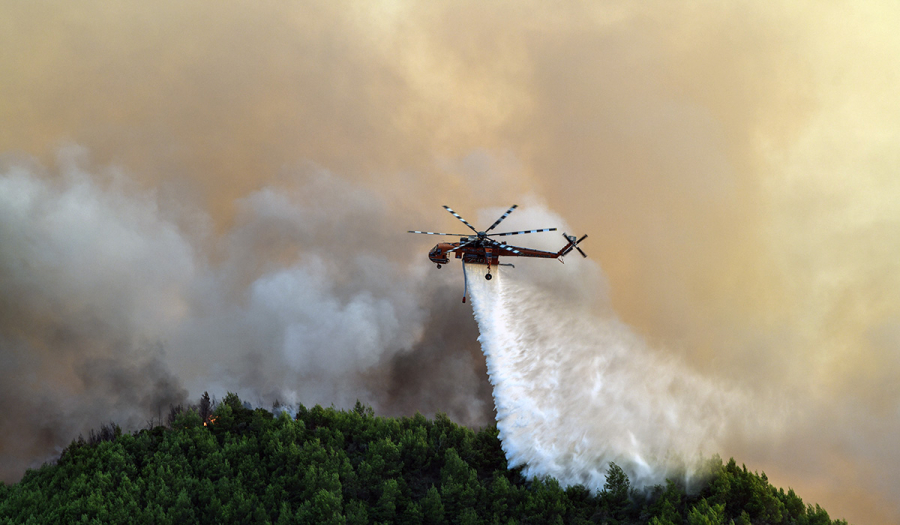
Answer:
top-left (203, 416), bottom-right (217, 427)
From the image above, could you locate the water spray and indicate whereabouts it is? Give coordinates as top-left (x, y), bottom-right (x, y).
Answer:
top-left (464, 262), bottom-right (738, 491)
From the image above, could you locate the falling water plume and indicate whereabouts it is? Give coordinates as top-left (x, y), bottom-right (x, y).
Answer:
top-left (465, 262), bottom-right (740, 490)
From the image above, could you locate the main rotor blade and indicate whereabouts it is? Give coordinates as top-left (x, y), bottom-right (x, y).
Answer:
top-left (446, 240), bottom-right (475, 254)
top-left (577, 234), bottom-right (588, 243)
top-left (576, 247), bottom-right (588, 258)
top-left (495, 241), bottom-right (531, 252)
top-left (490, 228), bottom-right (557, 237)
top-left (443, 206), bottom-right (479, 234)
top-left (485, 204), bottom-right (518, 233)
top-left (408, 230), bottom-right (471, 236)
top-left (490, 240), bottom-right (522, 255)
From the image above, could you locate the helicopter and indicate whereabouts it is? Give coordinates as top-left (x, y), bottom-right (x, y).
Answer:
top-left (409, 204), bottom-right (587, 298)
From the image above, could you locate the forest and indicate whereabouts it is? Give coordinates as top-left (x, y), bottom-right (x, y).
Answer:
top-left (0, 393), bottom-right (848, 524)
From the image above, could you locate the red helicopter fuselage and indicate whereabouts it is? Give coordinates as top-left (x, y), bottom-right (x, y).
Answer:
top-left (427, 236), bottom-right (577, 268)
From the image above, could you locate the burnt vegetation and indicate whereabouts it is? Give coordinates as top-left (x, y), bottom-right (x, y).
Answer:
top-left (0, 393), bottom-right (847, 525)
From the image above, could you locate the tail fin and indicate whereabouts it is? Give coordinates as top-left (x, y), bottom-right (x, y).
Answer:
top-left (558, 233), bottom-right (588, 258)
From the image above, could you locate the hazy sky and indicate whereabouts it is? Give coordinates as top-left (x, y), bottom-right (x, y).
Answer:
top-left (2, 2), bottom-right (899, 523)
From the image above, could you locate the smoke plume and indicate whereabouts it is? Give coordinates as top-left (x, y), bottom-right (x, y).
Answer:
top-left (0, 151), bottom-right (489, 481)
top-left (0, 150), bottom-right (192, 477)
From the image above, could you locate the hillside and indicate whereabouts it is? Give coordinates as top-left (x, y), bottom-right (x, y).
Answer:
top-left (0, 394), bottom-right (847, 524)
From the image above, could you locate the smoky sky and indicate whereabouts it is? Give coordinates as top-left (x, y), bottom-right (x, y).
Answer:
top-left (3, 2), bottom-right (900, 523)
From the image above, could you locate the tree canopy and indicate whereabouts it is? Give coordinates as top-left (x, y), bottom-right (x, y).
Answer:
top-left (0, 394), bottom-right (848, 525)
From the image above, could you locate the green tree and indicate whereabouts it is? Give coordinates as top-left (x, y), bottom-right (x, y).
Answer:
top-left (687, 499), bottom-right (726, 525)
top-left (344, 500), bottom-right (369, 525)
top-left (296, 489), bottom-right (346, 525)
top-left (168, 488), bottom-right (196, 523)
top-left (374, 478), bottom-right (401, 522)
top-left (647, 480), bottom-right (684, 525)
top-left (601, 462), bottom-right (632, 522)
top-left (421, 485), bottom-right (447, 525)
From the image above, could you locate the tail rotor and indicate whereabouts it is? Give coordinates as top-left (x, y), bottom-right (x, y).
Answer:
top-left (560, 233), bottom-right (588, 258)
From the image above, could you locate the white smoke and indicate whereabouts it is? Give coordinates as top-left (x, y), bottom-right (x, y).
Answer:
top-left (466, 260), bottom-right (753, 490)
top-left (0, 151), bottom-right (483, 482)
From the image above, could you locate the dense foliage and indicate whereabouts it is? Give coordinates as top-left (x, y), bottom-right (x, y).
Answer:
top-left (0, 394), bottom-right (848, 524)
